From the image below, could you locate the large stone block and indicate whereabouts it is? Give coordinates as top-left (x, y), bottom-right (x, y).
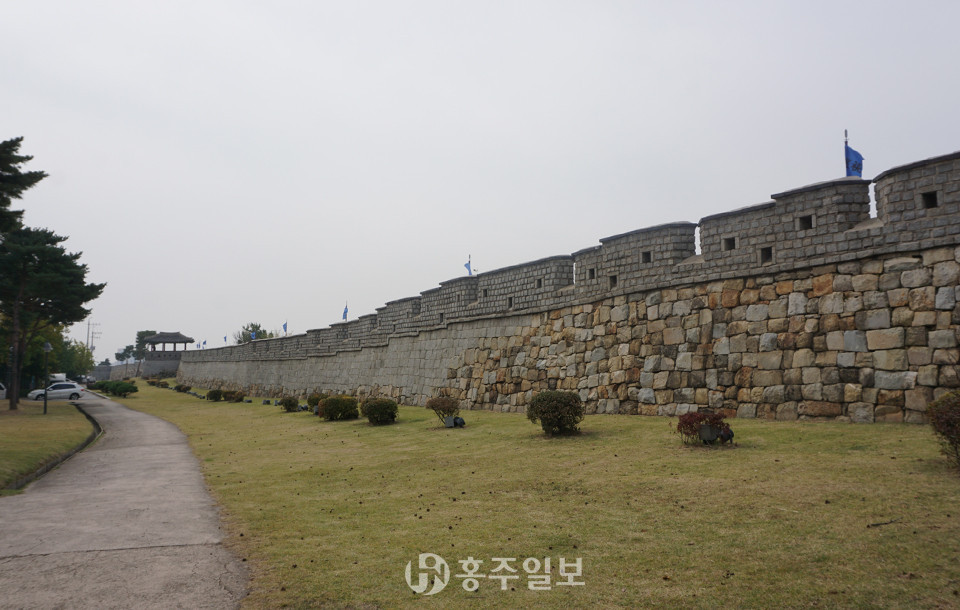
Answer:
top-left (933, 261), bottom-right (960, 286)
top-left (874, 370), bottom-right (917, 390)
top-left (866, 327), bottom-right (905, 350)
top-left (788, 292), bottom-right (808, 315)
top-left (872, 350), bottom-right (908, 370)
top-left (811, 274), bottom-right (834, 296)
top-left (856, 309), bottom-right (891, 330)
top-left (901, 267), bottom-right (933, 288)
top-left (799, 401), bottom-right (842, 417)
top-left (929, 330), bottom-right (958, 348)
top-left (753, 370), bottom-right (783, 386)
top-left (905, 387), bottom-right (934, 412)
top-left (936, 287), bottom-right (956, 310)
top-left (884, 257), bottom-right (921, 272)
top-left (909, 287), bottom-right (937, 311)
top-left (758, 351), bottom-right (783, 370)
top-left (849, 402), bottom-right (875, 423)
top-left (874, 405), bottom-right (903, 423)
top-left (852, 274), bottom-right (879, 291)
top-left (843, 330), bottom-right (868, 352)
top-left (775, 402), bottom-right (798, 421)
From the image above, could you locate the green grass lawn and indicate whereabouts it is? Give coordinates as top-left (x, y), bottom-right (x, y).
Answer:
top-left (117, 383), bottom-right (960, 609)
top-left (0, 401), bottom-right (94, 495)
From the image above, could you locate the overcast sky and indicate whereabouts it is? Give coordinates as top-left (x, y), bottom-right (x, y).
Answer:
top-left (3, 1), bottom-right (960, 361)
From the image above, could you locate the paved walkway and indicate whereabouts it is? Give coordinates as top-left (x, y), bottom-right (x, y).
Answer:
top-left (0, 396), bottom-right (247, 609)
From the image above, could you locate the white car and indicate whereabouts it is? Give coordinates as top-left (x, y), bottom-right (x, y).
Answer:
top-left (28, 382), bottom-right (86, 401)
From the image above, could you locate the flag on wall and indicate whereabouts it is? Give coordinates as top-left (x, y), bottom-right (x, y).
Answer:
top-left (464, 256), bottom-right (472, 276)
top-left (202, 340), bottom-right (206, 348)
top-left (224, 336), bottom-right (227, 343)
top-left (251, 331), bottom-right (256, 340)
top-left (342, 303), bottom-right (348, 320)
top-left (283, 321), bottom-right (288, 334)
top-left (845, 142), bottom-right (864, 177)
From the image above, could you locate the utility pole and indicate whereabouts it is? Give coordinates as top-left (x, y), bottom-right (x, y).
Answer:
top-left (86, 320), bottom-right (101, 352)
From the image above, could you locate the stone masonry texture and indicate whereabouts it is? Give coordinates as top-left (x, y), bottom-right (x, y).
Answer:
top-left (174, 150), bottom-right (960, 424)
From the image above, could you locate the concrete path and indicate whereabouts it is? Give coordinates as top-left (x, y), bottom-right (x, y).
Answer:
top-left (0, 396), bottom-right (247, 609)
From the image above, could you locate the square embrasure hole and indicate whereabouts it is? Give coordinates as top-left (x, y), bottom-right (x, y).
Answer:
top-left (760, 246), bottom-right (774, 264)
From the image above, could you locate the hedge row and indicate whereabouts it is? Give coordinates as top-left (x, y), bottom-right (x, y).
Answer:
top-left (92, 380), bottom-right (139, 398)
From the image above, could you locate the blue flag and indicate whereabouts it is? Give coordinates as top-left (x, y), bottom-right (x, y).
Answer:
top-left (465, 259), bottom-right (472, 276)
top-left (251, 331), bottom-right (256, 340)
top-left (202, 340), bottom-right (206, 347)
top-left (283, 321), bottom-right (288, 333)
top-left (224, 336), bottom-right (227, 343)
top-left (342, 303), bottom-right (348, 320)
top-left (845, 143), bottom-right (864, 177)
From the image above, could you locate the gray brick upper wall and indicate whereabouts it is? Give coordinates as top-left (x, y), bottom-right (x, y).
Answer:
top-left (575, 223), bottom-right (698, 296)
top-left (699, 178), bottom-right (871, 272)
top-left (875, 151), bottom-right (960, 244)
top-left (183, 149), bottom-right (960, 364)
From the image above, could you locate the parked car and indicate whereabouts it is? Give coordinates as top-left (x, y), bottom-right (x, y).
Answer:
top-left (27, 382), bottom-right (86, 401)
top-left (0, 382), bottom-right (5, 400)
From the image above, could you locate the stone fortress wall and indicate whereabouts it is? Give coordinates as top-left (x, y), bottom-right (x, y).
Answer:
top-left (178, 150), bottom-right (960, 423)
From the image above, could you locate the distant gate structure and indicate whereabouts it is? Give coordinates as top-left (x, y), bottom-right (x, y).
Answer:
top-left (142, 331), bottom-right (195, 378)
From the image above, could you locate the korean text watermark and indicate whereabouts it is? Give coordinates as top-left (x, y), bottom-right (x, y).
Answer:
top-left (404, 553), bottom-right (584, 595)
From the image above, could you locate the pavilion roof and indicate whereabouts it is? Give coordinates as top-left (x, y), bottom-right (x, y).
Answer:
top-left (144, 331), bottom-right (195, 344)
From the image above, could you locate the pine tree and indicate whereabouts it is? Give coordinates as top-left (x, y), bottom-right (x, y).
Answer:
top-left (0, 137), bottom-right (48, 233)
top-left (0, 227), bottom-right (105, 409)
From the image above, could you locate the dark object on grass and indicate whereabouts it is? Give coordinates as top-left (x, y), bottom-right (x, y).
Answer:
top-left (718, 426), bottom-right (734, 444)
top-left (263, 399), bottom-right (271, 405)
top-left (453, 416), bottom-right (465, 428)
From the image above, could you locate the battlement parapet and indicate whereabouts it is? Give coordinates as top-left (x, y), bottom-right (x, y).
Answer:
top-left (181, 149), bottom-right (960, 366)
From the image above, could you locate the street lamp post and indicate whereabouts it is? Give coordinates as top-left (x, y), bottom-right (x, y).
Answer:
top-left (42, 342), bottom-right (52, 415)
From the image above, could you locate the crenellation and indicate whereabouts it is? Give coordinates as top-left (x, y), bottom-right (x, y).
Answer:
top-left (176, 149), bottom-right (960, 423)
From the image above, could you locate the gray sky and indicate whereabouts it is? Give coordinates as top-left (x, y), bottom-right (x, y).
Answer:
top-left (3, 1), bottom-right (959, 361)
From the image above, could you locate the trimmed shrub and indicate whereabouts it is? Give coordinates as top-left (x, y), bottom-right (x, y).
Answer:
top-left (147, 380), bottom-right (158, 386)
top-left (675, 410), bottom-right (731, 445)
top-left (362, 398), bottom-right (399, 425)
top-left (206, 389), bottom-right (223, 402)
top-left (527, 391), bottom-right (584, 436)
top-left (96, 380), bottom-right (138, 398)
top-left (928, 390), bottom-right (960, 471)
top-left (321, 395), bottom-right (359, 421)
top-left (307, 393), bottom-right (327, 408)
top-left (221, 390), bottom-right (246, 403)
top-left (279, 396), bottom-right (299, 413)
top-left (157, 380), bottom-right (169, 388)
top-left (174, 384), bottom-right (191, 393)
top-left (426, 396), bottom-right (460, 425)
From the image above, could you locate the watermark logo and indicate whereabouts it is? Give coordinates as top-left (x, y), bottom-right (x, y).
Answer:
top-left (404, 553), bottom-right (450, 595)
top-left (405, 554), bottom-right (584, 594)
